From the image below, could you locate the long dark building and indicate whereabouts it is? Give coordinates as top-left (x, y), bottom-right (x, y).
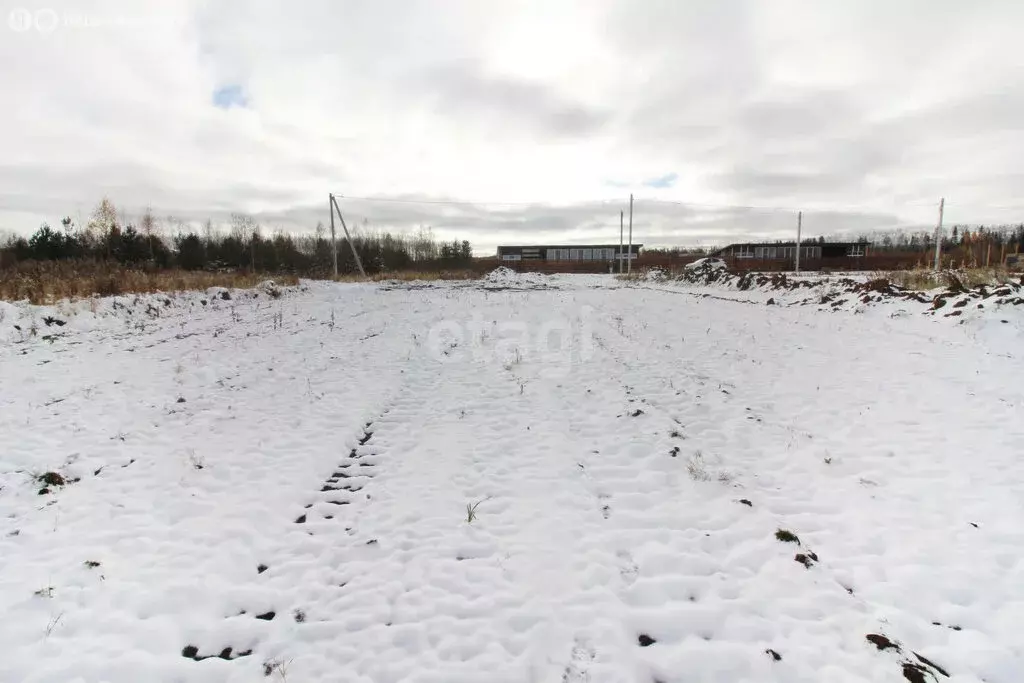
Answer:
top-left (497, 244), bottom-right (642, 262)
top-left (713, 241), bottom-right (869, 260)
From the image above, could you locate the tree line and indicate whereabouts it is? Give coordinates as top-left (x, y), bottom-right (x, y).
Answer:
top-left (854, 224), bottom-right (1024, 253)
top-left (0, 199), bottom-right (474, 275)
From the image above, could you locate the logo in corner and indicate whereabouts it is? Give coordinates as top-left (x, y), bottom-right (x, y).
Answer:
top-left (8, 7), bottom-right (33, 32)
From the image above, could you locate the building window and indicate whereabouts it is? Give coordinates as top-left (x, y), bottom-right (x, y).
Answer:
top-left (501, 254), bottom-right (521, 261)
top-left (735, 246), bottom-right (754, 258)
top-left (848, 244), bottom-right (866, 256)
top-left (570, 249), bottom-right (582, 260)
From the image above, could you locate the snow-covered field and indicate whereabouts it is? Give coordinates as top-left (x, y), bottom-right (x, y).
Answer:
top-left (2, 272), bottom-right (1022, 683)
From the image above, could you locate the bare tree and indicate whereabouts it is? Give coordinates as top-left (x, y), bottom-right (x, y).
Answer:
top-left (231, 213), bottom-right (259, 271)
top-left (140, 206), bottom-right (157, 263)
top-left (89, 197), bottom-right (118, 257)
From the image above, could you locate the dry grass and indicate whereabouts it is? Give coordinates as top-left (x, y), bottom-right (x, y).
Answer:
top-left (331, 270), bottom-right (480, 283)
top-left (885, 267), bottom-right (1016, 291)
top-left (0, 260), bottom-right (299, 304)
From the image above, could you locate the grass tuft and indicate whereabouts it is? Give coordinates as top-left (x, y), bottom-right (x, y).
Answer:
top-left (466, 498), bottom-right (488, 524)
top-left (775, 529), bottom-right (800, 544)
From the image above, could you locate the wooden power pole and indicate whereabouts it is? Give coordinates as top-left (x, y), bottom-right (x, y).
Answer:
top-left (933, 197), bottom-right (945, 271)
top-left (619, 210), bottom-right (624, 274)
top-left (627, 193), bottom-right (634, 274)
top-left (330, 194), bottom-right (367, 278)
top-left (329, 194), bottom-right (338, 278)
top-left (795, 211), bottom-right (802, 273)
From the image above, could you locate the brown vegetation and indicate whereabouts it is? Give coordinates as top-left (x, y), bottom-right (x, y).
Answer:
top-left (0, 260), bottom-right (299, 305)
top-left (886, 267), bottom-right (1016, 290)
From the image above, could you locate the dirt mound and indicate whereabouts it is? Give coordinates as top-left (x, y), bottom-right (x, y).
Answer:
top-left (667, 268), bottom-right (1024, 318)
top-left (480, 267), bottom-right (551, 290)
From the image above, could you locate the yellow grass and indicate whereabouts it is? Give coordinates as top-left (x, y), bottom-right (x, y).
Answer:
top-left (885, 267), bottom-right (1016, 291)
top-left (0, 261), bottom-right (299, 305)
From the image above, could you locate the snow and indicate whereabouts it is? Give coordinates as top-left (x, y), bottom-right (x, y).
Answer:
top-left (0, 282), bottom-right (303, 345)
top-left (1, 274), bottom-right (1022, 682)
top-left (481, 266), bottom-right (551, 289)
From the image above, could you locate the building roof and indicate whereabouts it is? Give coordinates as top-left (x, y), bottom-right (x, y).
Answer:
top-left (719, 241), bottom-right (868, 248)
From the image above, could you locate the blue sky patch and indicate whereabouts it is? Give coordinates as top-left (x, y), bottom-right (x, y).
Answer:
top-left (212, 84), bottom-right (248, 109)
top-left (643, 172), bottom-right (678, 189)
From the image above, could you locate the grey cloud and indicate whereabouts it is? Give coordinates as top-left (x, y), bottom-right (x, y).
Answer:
top-left (415, 62), bottom-right (609, 137)
top-left (2, 1), bottom-right (1021, 251)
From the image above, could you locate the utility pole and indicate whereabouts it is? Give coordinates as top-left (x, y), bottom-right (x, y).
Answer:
top-left (933, 197), bottom-right (945, 271)
top-left (627, 193), bottom-right (634, 274)
top-left (331, 194), bottom-right (367, 278)
top-left (795, 211), bottom-right (802, 273)
top-left (329, 193), bottom-right (338, 278)
top-left (619, 210), bottom-right (624, 274)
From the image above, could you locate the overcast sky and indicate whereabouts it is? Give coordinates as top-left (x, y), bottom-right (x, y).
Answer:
top-left (2, 0), bottom-right (1023, 253)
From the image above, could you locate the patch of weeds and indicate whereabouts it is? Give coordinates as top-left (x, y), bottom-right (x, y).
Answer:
top-left (293, 609), bottom-right (306, 623)
top-left (765, 648), bottom-right (782, 661)
top-left (465, 498), bottom-right (485, 523)
top-left (34, 586), bottom-right (55, 599)
top-left (187, 449), bottom-right (205, 470)
top-left (686, 451), bottom-right (710, 482)
top-left (629, 408), bottom-right (644, 417)
top-left (669, 430), bottom-right (683, 438)
top-left (738, 498), bottom-right (753, 507)
top-left (257, 564), bottom-right (268, 574)
top-left (263, 658), bottom-right (292, 679)
top-left (637, 634), bottom-right (656, 647)
top-left (44, 612), bottom-right (64, 638)
top-left (84, 560), bottom-right (101, 569)
top-left (775, 529), bottom-right (800, 544)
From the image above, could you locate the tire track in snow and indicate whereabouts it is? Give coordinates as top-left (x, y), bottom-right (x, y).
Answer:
top-left (543, 292), bottom-right (897, 682)
top-left (241, 287), bottom-right (645, 682)
top-left (179, 301), bottom-right (452, 679)
top-left (585, 288), bottom-right (1003, 681)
